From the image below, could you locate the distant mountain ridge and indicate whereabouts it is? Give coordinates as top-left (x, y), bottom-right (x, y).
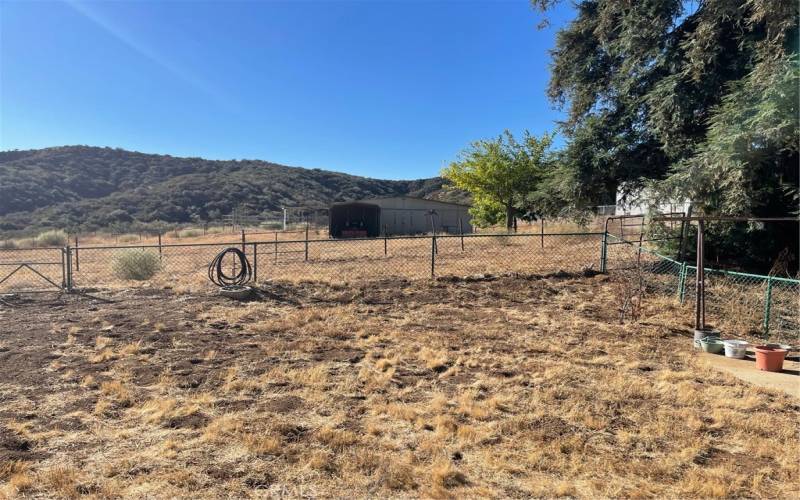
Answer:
top-left (0, 146), bottom-right (468, 235)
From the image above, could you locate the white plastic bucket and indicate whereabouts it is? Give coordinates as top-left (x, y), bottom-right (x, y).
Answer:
top-left (723, 340), bottom-right (749, 359)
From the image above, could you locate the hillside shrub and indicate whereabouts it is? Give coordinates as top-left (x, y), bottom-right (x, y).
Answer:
top-left (117, 234), bottom-right (139, 243)
top-left (177, 228), bottom-right (202, 238)
top-left (112, 250), bottom-right (161, 281)
top-left (35, 229), bottom-right (68, 247)
top-left (16, 238), bottom-right (36, 248)
top-left (0, 240), bottom-right (16, 249)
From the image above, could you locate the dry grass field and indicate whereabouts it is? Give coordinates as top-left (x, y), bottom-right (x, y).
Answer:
top-left (1, 272), bottom-right (798, 498)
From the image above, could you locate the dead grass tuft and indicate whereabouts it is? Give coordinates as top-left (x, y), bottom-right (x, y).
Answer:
top-left (431, 460), bottom-right (468, 493)
top-left (39, 466), bottom-right (81, 499)
top-left (241, 434), bottom-right (283, 456)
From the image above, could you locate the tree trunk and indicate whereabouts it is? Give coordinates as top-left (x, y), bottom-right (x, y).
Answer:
top-left (505, 202), bottom-right (514, 232)
top-left (678, 203), bottom-right (693, 262)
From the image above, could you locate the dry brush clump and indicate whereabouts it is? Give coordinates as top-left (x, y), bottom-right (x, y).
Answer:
top-left (111, 249), bottom-right (162, 280)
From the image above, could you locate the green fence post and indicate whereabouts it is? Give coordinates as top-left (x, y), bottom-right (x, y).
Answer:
top-left (763, 276), bottom-right (773, 338)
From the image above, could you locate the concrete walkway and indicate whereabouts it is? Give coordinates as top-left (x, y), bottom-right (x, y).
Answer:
top-left (698, 351), bottom-right (800, 398)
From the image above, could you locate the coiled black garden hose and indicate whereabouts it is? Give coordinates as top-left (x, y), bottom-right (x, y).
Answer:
top-left (208, 247), bottom-right (253, 287)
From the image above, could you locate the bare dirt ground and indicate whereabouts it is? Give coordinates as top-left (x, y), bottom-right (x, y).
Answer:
top-left (1, 273), bottom-right (798, 498)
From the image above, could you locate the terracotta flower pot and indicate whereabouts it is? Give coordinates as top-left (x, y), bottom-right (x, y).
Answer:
top-left (754, 345), bottom-right (787, 372)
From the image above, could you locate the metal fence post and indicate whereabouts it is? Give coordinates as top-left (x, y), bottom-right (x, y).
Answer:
top-left (65, 245), bottom-right (73, 291)
top-left (252, 243), bottom-right (258, 282)
top-left (459, 218), bottom-right (465, 252)
top-left (74, 236), bottom-right (80, 272)
top-left (61, 248), bottom-right (67, 289)
top-left (600, 231), bottom-right (608, 273)
top-left (158, 233), bottom-right (163, 261)
top-left (678, 262), bottom-right (687, 304)
top-left (241, 229), bottom-right (246, 253)
top-left (763, 276), bottom-right (773, 337)
top-left (540, 219), bottom-right (545, 248)
top-left (304, 223), bottom-right (309, 261)
top-left (274, 232), bottom-right (278, 264)
top-left (430, 236), bottom-right (436, 278)
top-left (383, 224), bottom-right (388, 256)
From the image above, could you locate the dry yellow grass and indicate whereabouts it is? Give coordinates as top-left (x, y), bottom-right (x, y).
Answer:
top-left (0, 273), bottom-right (797, 498)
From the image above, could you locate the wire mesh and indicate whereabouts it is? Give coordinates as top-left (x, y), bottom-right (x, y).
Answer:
top-left (0, 246), bottom-right (64, 292)
top-left (605, 234), bottom-right (799, 342)
top-left (2, 231), bottom-right (795, 343)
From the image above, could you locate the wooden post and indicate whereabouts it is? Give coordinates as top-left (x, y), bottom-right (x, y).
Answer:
top-left (74, 236), bottom-right (80, 271)
top-left (678, 204), bottom-right (692, 262)
top-left (241, 229), bottom-right (246, 253)
top-left (695, 220), bottom-right (705, 330)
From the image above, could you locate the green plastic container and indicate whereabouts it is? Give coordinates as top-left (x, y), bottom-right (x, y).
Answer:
top-left (700, 337), bottom-right (724, 354)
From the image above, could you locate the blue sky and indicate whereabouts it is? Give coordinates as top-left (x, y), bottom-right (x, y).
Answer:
top-left (1, 0), bottom-right (574, 179)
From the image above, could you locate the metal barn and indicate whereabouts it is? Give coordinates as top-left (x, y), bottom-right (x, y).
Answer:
top-left (329, 197), bottom-right (472, 238)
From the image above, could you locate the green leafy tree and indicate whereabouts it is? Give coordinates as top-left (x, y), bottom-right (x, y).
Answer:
top-left (442, 131), bottom-right (554, 230)
top-left (533, 0), bottom-right (798, 269)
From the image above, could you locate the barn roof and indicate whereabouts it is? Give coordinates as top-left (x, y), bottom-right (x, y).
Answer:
top-left (361, 196), bottom-right (471, 208)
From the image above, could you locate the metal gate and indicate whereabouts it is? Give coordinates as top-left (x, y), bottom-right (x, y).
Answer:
top-left (0, 246), bottom-right (67, 293)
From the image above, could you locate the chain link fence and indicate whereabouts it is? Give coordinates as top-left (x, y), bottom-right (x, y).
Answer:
top-left (2, 230), bottom-right (796, 342)
top-left (605, 234), bottom-right (799, 343)
top-left (65, 233), bottom-right (604, 288)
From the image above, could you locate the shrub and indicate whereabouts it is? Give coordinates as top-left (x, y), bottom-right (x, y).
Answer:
top-left (177, 228), bottom-right (202, 238)
top-left (491, 234), bottom-right (516, 247)
top-left (112, 250), bottom-right (161, 280)
top-left (117, 234), bottom-right (139, 243)
top-left (206, 227), bottom-right (223, 234)
top-left (16, 238), bottom-right (36, 248)
top-left (0, 240), bottom-right (16, 249)
top-left (35, 229), bottom-right (68, 247)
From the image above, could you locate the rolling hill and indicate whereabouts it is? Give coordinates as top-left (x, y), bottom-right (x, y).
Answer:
top-left (0, 146), bottom-right (467, 235)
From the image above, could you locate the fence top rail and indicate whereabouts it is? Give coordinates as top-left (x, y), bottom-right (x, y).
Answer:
top-left (653, 216), bottom-right (799, 222)
top-left (0, 245), bottom-right (65, 252)
top-left (608, 234), bottom-right (799, 281)
top-left (0, 261), bottom-right (63, 266)
top-left (67, 231), bottom-right (604, 250)
top-left (683, 265), bottom-right (800, 284)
